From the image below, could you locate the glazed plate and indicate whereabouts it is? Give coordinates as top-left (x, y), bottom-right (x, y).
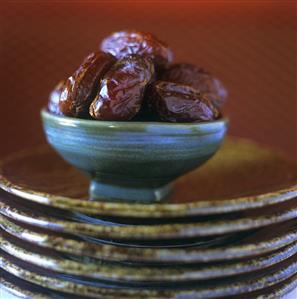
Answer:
top-left (2, 229), bottom-right (297, 282)
top-left (1, 250), bottom-right (297, 298)
top-left (0, 138), bottom-right (296, 217)
top-left (1, 271), bottom-right (82, 299)
top-left (1, 193), bottom-right (297, 240)
top-left (2, 270), bottom-right (297, 299)
top-left (1, 191), bottom-right (297, 239)
top-left (1, 215), bottom-right (297, 263)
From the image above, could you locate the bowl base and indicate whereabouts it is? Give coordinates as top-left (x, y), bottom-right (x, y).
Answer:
top-left (89, 179), bottom-right (173, 203)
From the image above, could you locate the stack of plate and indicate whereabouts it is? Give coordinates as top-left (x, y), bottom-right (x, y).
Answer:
top-left (1, 138), bottom-right (297, 299)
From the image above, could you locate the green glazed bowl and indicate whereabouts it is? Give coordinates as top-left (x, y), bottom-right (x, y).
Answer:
top-left (41, 109), bottom-right (228, 203)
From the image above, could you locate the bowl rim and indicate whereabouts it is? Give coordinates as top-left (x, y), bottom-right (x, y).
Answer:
top-left (41, 108), bottom-right (228, 133)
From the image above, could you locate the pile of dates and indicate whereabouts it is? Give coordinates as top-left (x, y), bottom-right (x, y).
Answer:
top-left (48, 30), bottom-right (227, 122)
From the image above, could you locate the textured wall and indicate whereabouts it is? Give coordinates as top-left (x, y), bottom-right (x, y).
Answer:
top-left (0, 1), bottom-right (296, 160)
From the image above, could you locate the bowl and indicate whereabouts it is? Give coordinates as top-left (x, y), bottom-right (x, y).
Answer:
top-left (41, 109), bottom-right (228, 203)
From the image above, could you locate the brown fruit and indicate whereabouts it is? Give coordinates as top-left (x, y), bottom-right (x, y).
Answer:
top-left (59, 51), bottom-right (116, 117)
top-left (100, 30), bottom-right (173, 70)
top-left (90, 55), bottom-right (155, 121)
top-left (160, 63), bottom-right (227, 108)
top-left (149, 81), bottom-right (219, 123)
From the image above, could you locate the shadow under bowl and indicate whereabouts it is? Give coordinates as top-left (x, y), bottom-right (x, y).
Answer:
top-left (41, 109), bottom-right (228, 203)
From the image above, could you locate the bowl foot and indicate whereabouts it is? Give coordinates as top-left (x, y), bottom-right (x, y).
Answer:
top-left (89, 179), bottom-right (172, 203)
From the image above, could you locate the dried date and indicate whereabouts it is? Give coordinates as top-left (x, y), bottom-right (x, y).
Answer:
top-left (149, 81), bottom-right (219, 122)
top-left (89, 55), bottom-right (155, 121)
top-left (101, 30), bottom-right (173, 70)
top-left (160, 63), bottom-right (227, 108)
top-left (59, 51), bottom-right (116, 117)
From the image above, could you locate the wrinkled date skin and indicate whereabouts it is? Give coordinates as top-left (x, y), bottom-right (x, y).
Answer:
top-left (149, 81), bottom-right (219, 123)
top-left (90, 55), bottom-right (155, 121)
top-left (59, 51), bottom-right (116, 117)
top-left (101, 30), bottom-right (173, 70)
top-left (160, 63), bottom-right (227, 108)
top-left (48, 80), bottom-right (65, 115)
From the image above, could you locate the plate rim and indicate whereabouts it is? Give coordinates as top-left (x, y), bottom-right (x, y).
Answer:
top-left (1, 198), bottom-right (297, 238)
top-left (1, 172), bottom-right (297, 218)
top-left (2, 232), bottom-right (297, 282)
top-left (0, 139), bottom-right (297, 217)
top-left (1, 214), bottom-right (297, 263)
top-left (1, 252), bottom-right (297, 298)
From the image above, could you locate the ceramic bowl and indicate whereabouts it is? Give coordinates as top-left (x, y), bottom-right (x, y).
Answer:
top-left (41, 109), bottom-right (227, 202)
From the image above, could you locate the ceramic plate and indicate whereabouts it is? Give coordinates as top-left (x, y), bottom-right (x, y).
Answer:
top-left (0, 138), bottom-right (296, 217)
top-left (1, 215), bottom-right (297, 263)
top-left (2, 270), bottom-right (297, 299)
top-left (228, 273), bottom-right (297, 299)
top-left (1, 250), bottom-right (297, 299)
top-left (2, 230), bottom-right (297, 282)
top-left (1, 271), bottom-right (84, 299)
top-left (1, 192), bottom-right (297, 239)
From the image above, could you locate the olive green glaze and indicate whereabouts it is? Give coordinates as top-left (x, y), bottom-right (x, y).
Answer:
top-left (2, 232), bottom-right (297, 282)
top-left (228, 272), bottom-right (297, 299)
top-left (1, 279), bottom-right (50, 299)
top-left (0, 138), bottom-right (296, 217)
top-left (2, 214), bottom-right (297, 263)
top-left (41, 109), bottom-right (228, 202)
top-left (259, 275), bottom-right (297, 299)
top-left (1, 252), bottom-right (297, 298)
top-left (1, 271), bottom-right (83, 299)
top-left (2, 271), bottom-right (297, 299)
top-left (1, 195), bottom-right (297, 239)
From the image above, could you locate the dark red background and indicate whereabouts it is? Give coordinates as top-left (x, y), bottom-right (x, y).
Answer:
top-left (0, 1), bottom-right (296, 160)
